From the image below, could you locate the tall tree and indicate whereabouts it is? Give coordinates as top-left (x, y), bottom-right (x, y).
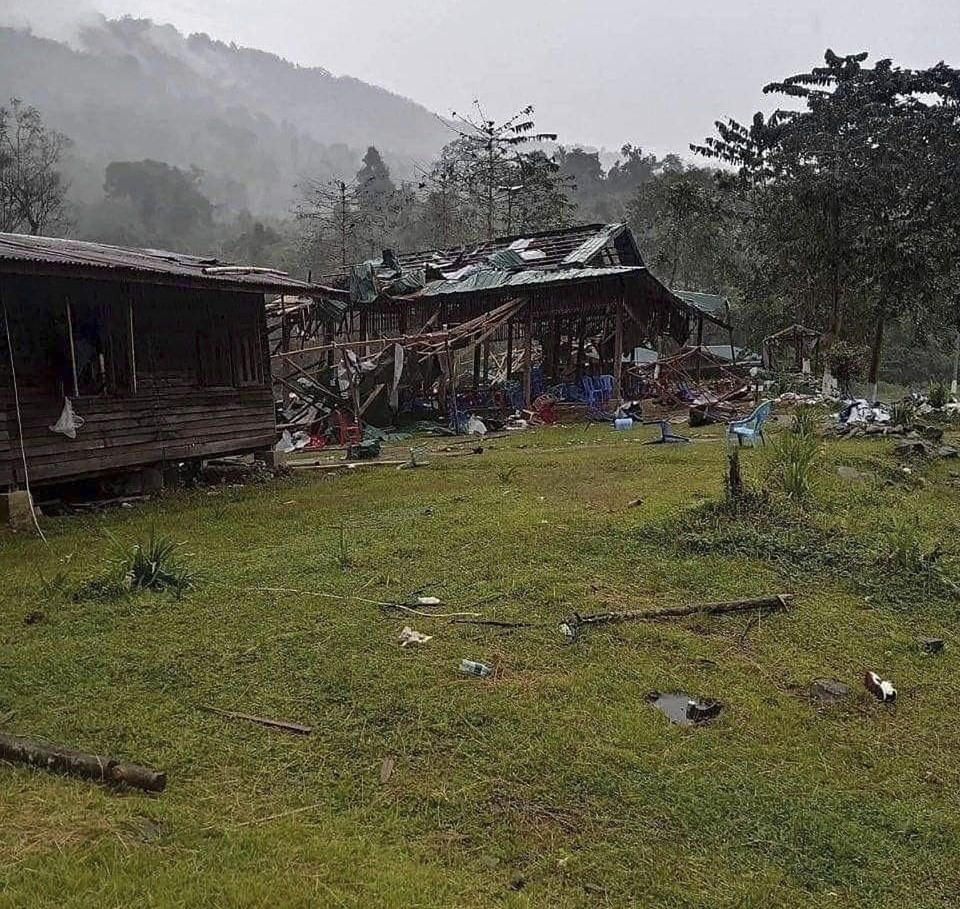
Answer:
top-left (295, 177), bottom-right (366, 270)
top-left (103, 159), bottom-right (213, 249)
top-left (446, 103), bottom-right (561, 239)
top-left (0, 99), bottom-right (71, 236)
top-left (695, 51), bottom-right (960, 395)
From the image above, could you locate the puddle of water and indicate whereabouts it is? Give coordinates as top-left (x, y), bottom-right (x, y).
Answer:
top-left (649, 692), bottom-right (722, 726)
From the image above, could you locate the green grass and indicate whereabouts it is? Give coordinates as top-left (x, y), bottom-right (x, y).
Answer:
top-left (2, 422), bottom-right (960, 907)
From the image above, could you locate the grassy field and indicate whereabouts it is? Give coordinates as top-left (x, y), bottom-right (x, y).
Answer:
top-left (1, 419), bottom-right (959, 908)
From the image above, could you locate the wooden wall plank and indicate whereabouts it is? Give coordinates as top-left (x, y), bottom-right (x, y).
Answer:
top-left (1, 274), bottom-right (277, 487)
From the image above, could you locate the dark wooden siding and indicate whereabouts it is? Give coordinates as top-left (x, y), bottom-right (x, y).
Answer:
top-left (1, 275), bottom-right (275, 486)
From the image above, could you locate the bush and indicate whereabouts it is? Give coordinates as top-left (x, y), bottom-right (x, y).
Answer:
top-left (928, 380), bottom-right (949, 410)
top-left (890, 400), bottom-right (915, 428)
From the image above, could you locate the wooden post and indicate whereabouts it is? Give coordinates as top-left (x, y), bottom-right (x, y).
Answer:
top-left (613, 301), bottom-right (624, 402)
top-left (360, 309), bottom-right (369, 359)
top-left (696, 314), bottom-right (704, 382)
top-left (523, 307), bottom-right (533, 406)
top-left (65, 300), bottom-right (79, 398)
top-left (952, 328), bottom-right (959, 396)
top-left (506, 320), bottom-right (514, 380)
top-left (127, 296), bottom-right (138, 394)
top-left (482, 340), bottom-right (490, 384)
top-left (472, 343), bottom-right (481, 391)
top-left (576, 316), bottom-right (587, 379)
top-left (728, 326), bottom-right (738, 367)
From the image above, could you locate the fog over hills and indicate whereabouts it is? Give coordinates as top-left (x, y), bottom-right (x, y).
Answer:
top-left (0, 16), bottom-right (450, 216)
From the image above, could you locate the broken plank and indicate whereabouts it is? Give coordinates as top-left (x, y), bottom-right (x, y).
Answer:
top-left (570, 595), bottom-right (792, 629)
top-left (200, 707), bottom-right (312, 736)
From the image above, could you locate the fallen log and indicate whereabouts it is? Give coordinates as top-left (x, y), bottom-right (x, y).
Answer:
top-left (199, 707), bottom-right (312, 736)
top-left (568, 595), bottom-right (792, 630)
top-left (0, 732), bottom-right (166, 792)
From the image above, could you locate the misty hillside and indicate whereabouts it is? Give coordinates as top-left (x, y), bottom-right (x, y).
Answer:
top-left (0, 17), bottom-right (449, 215)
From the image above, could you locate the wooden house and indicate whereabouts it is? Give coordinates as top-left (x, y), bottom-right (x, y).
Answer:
top-left (0, 233), bottom-right (317, 512)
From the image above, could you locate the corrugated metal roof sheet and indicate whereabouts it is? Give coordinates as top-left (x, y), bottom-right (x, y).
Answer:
top-left (675, 290), bottom-right (730, 314)
top-left (561, 223), bottom-right (625, 266)
top-left (0, 232), bottom-right (319, 294)
top-left (417, 265), bottom-right (644, 297)
top-left (321, 223), bottom-right (631, 284)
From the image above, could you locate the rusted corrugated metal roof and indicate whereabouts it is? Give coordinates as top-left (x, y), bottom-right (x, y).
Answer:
top-left (0, 232), bottom-right (320, 295)
top-left (321, 223), bottom-right (629, 284)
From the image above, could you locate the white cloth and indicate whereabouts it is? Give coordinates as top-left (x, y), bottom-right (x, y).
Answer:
top-left (49, 398), bottom-right (84, 439)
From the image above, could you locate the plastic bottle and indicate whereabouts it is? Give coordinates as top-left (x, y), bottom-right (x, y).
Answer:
top-left (459, 659), bottom-right (492, 678)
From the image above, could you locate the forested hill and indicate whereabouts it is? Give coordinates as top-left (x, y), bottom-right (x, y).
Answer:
top-left (0, 17), bottom-right (449, 215)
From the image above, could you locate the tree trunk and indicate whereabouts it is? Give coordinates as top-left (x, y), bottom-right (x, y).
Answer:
top-left (868, 305), bottom-right (886, 403)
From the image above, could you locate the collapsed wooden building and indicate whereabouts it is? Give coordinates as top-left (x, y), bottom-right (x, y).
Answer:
top-left (0, 233), bottom-right (318, 521)
top-left (270, 224), bottom-right (706, 431)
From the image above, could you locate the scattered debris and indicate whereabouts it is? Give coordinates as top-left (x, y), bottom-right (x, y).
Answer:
top-left (23, 610), bottom-right (44, 626)
top-left (648, 692), bottom-right (723, 726)
top-left (509, 874), bottom-right (527, 891)
top-left (417, 596), bottom-right (442, 607)
top-left (200, 706), bottom-right (312, 735)
top-left (565, 594), bottom-right (792, 635)
top-left (810, 678), bottom-right (852, 702)
top-left (864, 671), bottom-right (897, 703)
top-left (895, 438), bottom-right (958, 460)
top-left (0, 732), bottom-right (166, 792)
top-left (919, 637), bottom-right (945, 654)
top-left (380, 755), bottom-right (396, 784)
top-left (398, 626), bottom-right (433, 647)
top-left (459, 659), bottom-right (492, 678)
top-left (626, 497), bottom-right (644, 508)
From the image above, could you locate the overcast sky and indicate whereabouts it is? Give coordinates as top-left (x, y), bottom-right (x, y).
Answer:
top-left (7, 0), bottom-right (960, 155)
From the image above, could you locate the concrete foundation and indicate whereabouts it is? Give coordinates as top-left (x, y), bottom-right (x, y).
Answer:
top-left (1, 490), bottom-right (36, 530)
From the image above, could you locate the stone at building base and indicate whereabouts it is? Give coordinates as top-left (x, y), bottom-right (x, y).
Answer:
top-left (1, 490), bottom-right (36, 530)
top-left (255, 449), bottom-right (287, 469)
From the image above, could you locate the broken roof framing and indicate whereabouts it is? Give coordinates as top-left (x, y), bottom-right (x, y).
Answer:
top-left (278, 224), bottom-right (698, 412)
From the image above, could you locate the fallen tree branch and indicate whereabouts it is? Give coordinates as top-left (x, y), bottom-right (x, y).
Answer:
top-left (199, 707), bottom-right (312, 736)
top-left (568, 595), bottom-right (792, 630)
top-left (0, 732), bottom-right (166, 792)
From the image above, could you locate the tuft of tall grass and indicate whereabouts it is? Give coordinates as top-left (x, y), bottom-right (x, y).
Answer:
top-left (791, 405), bottom-right (819, 438)
top-left (773, 430), bottom-right (822, 504)
top-left (76, 531), bottom-right (195, 600)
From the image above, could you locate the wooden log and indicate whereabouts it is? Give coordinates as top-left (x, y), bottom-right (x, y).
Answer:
top-left (0, 732), bottom-right (166, 792)
top-left (569, 595), bottom-right (792, 629)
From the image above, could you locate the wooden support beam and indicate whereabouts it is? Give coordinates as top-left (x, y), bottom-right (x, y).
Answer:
top-left (473, 343), bottom-right (481, 390)
top-left (523, 306), bottom-right (533, 407)
top-left (506, 320), bottom-right (514, 380)
top-left (613, 301), bottom-right (624, 402)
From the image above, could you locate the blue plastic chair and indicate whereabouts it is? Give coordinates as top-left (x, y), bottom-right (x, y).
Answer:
top-left (580, 376), bottom-right (603, 406)
top-left (598, 375), bottom-right (614, 401)
top-left (727, 401), bottom-right (773, 447)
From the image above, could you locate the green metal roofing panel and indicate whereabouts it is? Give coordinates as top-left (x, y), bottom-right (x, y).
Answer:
top-left (417, 265), bottom-right (644, 297)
